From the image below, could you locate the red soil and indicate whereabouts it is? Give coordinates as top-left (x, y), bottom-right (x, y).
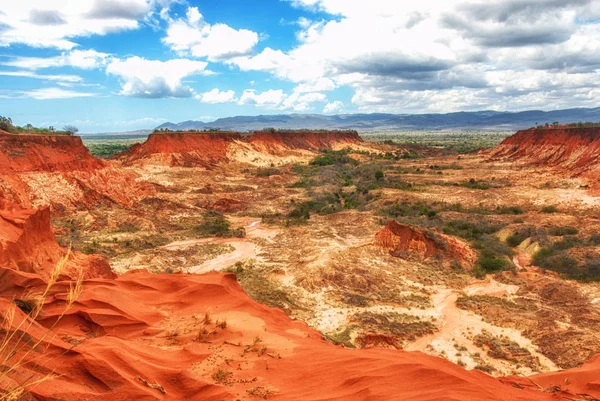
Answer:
top-left (0, 205), bottom-right (598, 400)
top-left (124, 132), bottom-right (242, 167)
top-left (490, 127), bottom-right (600, 180)
top-left (0, 199), bottom-right (114, 280)
top-left (375, 220), bottom-right (477, 269)
top-left (2, 267), bottom-right (599, 401)
top-left (247, 130), bottom-right (363, 155)
top-left (0, 132), bottom-right (154, 211)
top-left (0, 132), bottom-right (104, 173)
top-left (122, 130), bottom-right (364, 167)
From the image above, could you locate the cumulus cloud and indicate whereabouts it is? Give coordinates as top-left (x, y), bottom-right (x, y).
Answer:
top-left (239, 89), bottom-right (286, 108)
top-left (228, 0), bottom-right (600, 112)
top-left (0, 1), bottom-right (168, 49)
top-left (323, 100), bottom-right (343, 113)
top-left (162, 7), bottom-right (259, 61)
top-left (106, 56), bottom-right (210, 98)
top-left (199, 88), bottom-right (237, 103)
top-left (238, 89), bottom-right (326, 111)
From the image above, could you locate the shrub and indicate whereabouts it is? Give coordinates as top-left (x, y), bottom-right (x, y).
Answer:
top-left (497, 206), bottom-right (524, 215)
top-left (194, 212), bottom-right (232, 237)
top-left (507, 233), bottom-right (526, 247)
top-left (255, 167), bottom-right (282, 177)
top-left (588, 234), bottom-right (600, 245)
top-left (62, 125), bottom-right (79, 135)
top-left (541, 205), bottom-right (559, 213)
top-left (310, 149), bottom-right (359, 166)
top-left (459, 178), bottom-right (490, 190)
top-left (375, 170), bottom-right (384, 180)
top-left (533, 249), bottom-right (578, 273)
top-left (0, 116), bottom-right (15, 133)
top-left (549, 226), bottom-right (579, 236)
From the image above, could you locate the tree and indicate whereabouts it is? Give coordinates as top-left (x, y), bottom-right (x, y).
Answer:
top-left (62, 125), bottom-right (79, 135)
top-left (0, 116), bottom-right (15, 133)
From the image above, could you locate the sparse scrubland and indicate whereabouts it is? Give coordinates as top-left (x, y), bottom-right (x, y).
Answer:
top-left (2, 126), bottom-right (600, 400)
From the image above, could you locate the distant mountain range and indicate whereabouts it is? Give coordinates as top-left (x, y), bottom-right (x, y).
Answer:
top-left (155, 107), bottom-right (600, 132)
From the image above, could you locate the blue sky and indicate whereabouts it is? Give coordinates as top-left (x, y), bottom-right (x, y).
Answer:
top-left (1, 0), bottom-right (600, 132)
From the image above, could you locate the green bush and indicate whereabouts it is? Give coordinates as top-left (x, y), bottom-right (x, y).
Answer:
top-left (497, 206), bottom-right (524, 215)
top-left (459, 178), bottom-right (490, 190)
top-left (549, 226), bottom-right (579, 236)
top-left (310, 149), bottom-right (359, 166)
top-left (194, 212), bottom-right (232, 237)
top-left (541, 205), bottom-right (559, 213)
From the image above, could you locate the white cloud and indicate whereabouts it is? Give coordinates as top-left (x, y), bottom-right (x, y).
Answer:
top-left (323, 100), bottom-right (343, 113)
top-left (162, 6), bottom-right (259, 61)
top-left (3, 49), bottom-right (110, 70)
top-left (22, 87), bottom-right (95, 100)
top-left (199, 88), bottom-right (236, 103)
top-left (229, 0), bottom-right (600, 113)
top-left (106, 56), bottom-right (210, 98)
top-left (0, 70), bottom-right (83, 82)
top-left (0, 1), bottom-right (164, 49)
top-left (239, 89), bottom-right (326, 111)
top-left (239, 89), bottom-right (286, 108)
top-left (294, 78), bottom-right (335, 93)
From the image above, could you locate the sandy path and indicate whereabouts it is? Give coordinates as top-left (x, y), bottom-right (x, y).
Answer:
top-left (405, 289), bottom-right (457, 352)
top-left (161, 218), bottom-right (279, 274)
top-left (190, 241), bottom-right (256, 274)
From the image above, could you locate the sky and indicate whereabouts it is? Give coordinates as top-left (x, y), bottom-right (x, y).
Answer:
top-left (1, 0), bottom-right (600, 133)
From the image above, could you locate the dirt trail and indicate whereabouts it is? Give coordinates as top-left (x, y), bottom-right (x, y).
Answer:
top-left (162, 218), bottom-right (279, 274)
top-left (404, 278), bottom-right (556, 375)
top-left (405, 289), bottom-right (458, 352)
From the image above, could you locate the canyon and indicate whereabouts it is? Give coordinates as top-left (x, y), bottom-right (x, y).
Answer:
top-left (1, 128), bottom-right (600, 400)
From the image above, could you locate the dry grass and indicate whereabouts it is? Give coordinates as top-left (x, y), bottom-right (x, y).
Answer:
top-left (0, 251), bottom-right (84, 400)
top-left (212, 369), bottom-right (232, 385)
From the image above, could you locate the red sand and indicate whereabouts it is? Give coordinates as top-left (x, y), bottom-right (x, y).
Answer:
top-left (2, 266), bottom-right (599, 401)
top-left (0, 199), bottom-right (114, 280)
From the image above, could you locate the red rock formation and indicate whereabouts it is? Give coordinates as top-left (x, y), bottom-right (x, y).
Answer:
top-left (0, 199), bottom-right (114, 280)
top-left (0, 132), bottom-right (154, 211)
top-left (212, 197), bottom-right (246, 213)
top-left (490, 127), bottom-right (600, 180)
top-left (375, 220), bottom-right (477, 268)
top-left (0, 132), bottom-right (104, 173)
top-left (123, 131), bottom-right (241, 167)
top-left (1, 267), bottom-right (598, 401)
top-left (121, 130), bottom-right (364, 167)
top-left (247, 130), bottom-right (363, 155)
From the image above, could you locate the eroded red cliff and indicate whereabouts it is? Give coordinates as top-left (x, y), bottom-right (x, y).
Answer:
top-left (0, 199), bottom-right (114, 280)
top-left (122, 130), bottom-right (364, 167)
top-left (124, 131), bottom-right (242, 167)
top-left (0, 132), bottom-right (154, 211)
top-left (491, 127), bottom-right (600, 180)
top-left (0, 131), bottom-right (104, 173)
top-left (375, 220), bottom-right (477, 269)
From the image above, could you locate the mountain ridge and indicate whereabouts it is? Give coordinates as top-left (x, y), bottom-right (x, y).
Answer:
top-left (155, 107), bottom-right (600, 132)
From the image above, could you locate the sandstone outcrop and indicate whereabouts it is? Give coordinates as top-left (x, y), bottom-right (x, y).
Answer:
top-left (375, 220), bottom-right (477, 269)
top-left (0, 199), bottom-right (114, 280)
top-left (121, 130), bottom-right (364, 167)
top-left (490, 127), bottom-right (600, 181)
